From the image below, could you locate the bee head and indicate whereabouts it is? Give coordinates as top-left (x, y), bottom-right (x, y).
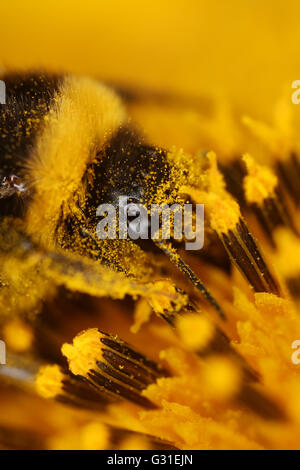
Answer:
top-left (80, 128), bottom-right (174, 243)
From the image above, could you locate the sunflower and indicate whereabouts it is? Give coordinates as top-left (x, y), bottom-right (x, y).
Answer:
top-left (0, 0), bottom-right (300, 451)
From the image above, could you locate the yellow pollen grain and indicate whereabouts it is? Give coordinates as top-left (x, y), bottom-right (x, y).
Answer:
top-left (61, 328), bottom-right (103, 376)
top-left (243, 153), bottom-right (278, 205)
top-left (35, 364), bottom-right (64, 399)
top-left (176, 313), bottom-right (214, 351)
top-left (203, 357), bottom-right (241, 401)
top-left (3, 319), bottom-right (33, 352)
top-left (205, 152), bottom-right (241, 233)
top-left (273, 228), bottom-right (300, 278)
top-left (206, 151), bottom-right (227, 194)
top-left (147, 280), bottom-right (179, 314)
top-left (180, 151), bottom-right (241, 234)
top-left (131, 298), bottom-right (152, 333)
top-left (209, 196), bottom-right (240, 234)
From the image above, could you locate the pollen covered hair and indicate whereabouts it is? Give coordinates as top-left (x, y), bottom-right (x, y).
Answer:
top-left (24, 75), bottom-right (127, 246)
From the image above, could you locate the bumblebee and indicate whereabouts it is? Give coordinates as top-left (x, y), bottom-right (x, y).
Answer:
top-left (0, 72), bottom-right (280, 326)
top-left (0, 72), bottom-right (287, 424)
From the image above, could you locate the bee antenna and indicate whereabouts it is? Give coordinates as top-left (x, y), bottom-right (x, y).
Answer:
top-left (154, 239), bottom-right (226, 320)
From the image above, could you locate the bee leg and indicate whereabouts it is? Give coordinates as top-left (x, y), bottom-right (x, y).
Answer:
top-left (3, 236), bottom-right (181, 306)
top-left (0, 230), bottom-right (184, 320)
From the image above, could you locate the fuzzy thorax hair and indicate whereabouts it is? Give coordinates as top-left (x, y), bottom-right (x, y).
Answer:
top-left (26, 76), bottom-right (127, 246)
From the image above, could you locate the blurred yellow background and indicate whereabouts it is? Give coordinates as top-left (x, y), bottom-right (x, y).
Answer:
top-left (0, 0), bottom-right (300, 120)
